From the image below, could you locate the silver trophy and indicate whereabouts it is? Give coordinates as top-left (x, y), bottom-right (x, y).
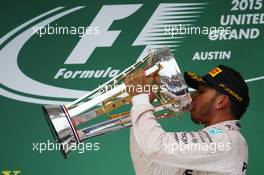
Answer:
top-left (42, 47), bottom-right (192, 158)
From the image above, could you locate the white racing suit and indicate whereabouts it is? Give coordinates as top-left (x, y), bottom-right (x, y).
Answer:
top-left (130, 94), bottom-right (248, 175)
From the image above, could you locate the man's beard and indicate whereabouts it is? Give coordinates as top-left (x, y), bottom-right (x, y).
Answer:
top-left (190, 94), bottom-right (217, 124)
top-left (190, 114), bottom-right (200, 124)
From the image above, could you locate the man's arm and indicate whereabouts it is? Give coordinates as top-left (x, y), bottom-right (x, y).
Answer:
top-left (125, 68), bottom-right (231, 172)
top-left (131, 94), bottom-right (230, 172)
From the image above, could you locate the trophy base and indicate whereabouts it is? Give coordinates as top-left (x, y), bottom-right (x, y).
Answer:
top-left (42, 105), bottom-right (80, 158)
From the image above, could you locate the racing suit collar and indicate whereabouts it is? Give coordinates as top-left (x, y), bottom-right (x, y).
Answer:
top-left (204, 120), bottom-right (241, 130)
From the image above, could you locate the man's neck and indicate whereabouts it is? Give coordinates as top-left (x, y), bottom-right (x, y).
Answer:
top-left (204, 113), bottom-right (235, 127)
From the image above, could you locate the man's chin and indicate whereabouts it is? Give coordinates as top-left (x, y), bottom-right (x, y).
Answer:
top-left (190, 115), bottom-right (200, 124)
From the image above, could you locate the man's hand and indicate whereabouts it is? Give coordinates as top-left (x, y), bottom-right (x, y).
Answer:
top-left (124, 69), bottom-right (153, 97)
top-left (124, 68), bottom-right (160, 102)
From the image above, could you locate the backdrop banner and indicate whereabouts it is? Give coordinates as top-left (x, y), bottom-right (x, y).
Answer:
top-left (0, 0), bottom-right (263, 174)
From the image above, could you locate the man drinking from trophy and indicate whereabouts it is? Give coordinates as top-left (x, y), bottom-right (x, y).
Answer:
top-left (125, 65), bottom-right (250, 175)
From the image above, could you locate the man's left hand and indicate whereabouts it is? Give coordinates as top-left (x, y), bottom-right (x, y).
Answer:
top-left (124, 69), bottom-right (154, 97)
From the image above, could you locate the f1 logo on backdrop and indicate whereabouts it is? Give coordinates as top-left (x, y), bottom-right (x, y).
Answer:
top-left (0, 3), bottom-right (206, 104)
top-left (65, 5), bottom-right (142, 64)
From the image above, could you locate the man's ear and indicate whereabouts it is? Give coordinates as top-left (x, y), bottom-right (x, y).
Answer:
top-left (215, 95), bottom-right (229, 110)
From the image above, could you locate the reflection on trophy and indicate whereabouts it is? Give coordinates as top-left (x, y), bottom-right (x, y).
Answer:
top-left (42, 47), bottom-right (192, 158)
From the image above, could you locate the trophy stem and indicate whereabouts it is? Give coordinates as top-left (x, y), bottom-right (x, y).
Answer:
top-left (79, 115), bottom-right (131, 140)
